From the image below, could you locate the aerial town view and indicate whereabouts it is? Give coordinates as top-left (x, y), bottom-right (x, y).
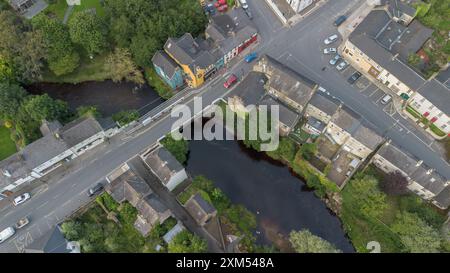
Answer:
top-left (0, 0), bottom-right (449, 263)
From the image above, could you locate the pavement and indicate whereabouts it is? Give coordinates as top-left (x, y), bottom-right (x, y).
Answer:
top-left (1, 0), bottom-right (449, 253)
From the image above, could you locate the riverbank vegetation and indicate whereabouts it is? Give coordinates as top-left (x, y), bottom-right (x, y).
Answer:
top-left (160, 134), bottom-right (190, 165)
top-left (289, 229), bottom-right (342, 253)
top-left (341, 166), bottom-right (448, 253)
top-left (60, 192), bottom-right (205, 253)
top-left (0, 125), bottom-right (16, 160)
top-left (112, 110), bottom-right (139, 127)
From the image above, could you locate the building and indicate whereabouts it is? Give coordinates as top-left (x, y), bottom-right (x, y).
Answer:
top-left (258, 95), bottom-right (300, 136)
top-left (141, 146), bottom-right (188, 192)
top-left (303, 91), bottom-right (342, 136)
top-left (8, 0), bottom-right (48, 19)
top-left (162, 221), bottom-right (185, 244)
top-left (184, 193), bottom-right (217, 226)
top-left (0, 117), bottom-right (110, 198)
top-left (371, 142), bottom-right (450, 209)
top-left (326, 106), bottom-right (383, 159)
top-left (227, 72), bottom-right (268, 116)
top-left (341, 4), bottom-right (450, 137)
top-left (253, 55), bottom-right (318, 113)
top-left (285, 0), bottom-right (314, 13)
top-left (152, 51), bottom-right (184, 90)
top-left (105, 164), bottom-right (172, 236)
top-left (25, 225), bottom-right (80, 253)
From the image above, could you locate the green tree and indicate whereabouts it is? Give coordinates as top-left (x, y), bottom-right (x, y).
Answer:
top-left (105, 48), bottom-right (144, 85)
top-left (160, 134), bottom-right (189, 164)
top-left (0, 82), bottom-right (29, 120)
top-left (32, 15), bottom-right (80, 76)
top-left (61, 221), bottom-right (82, 241)
top-left (112, 110), bottom-right (139, 126)
top-left (391, 212), bottom-right (442, 253)
top-left (299, 143), bottom-right (317, 161)
top-left (350, 175), bottom-right (388, 219)
top-left (22, 94), bottom-right (71, 123)
top-left (168, 230), bottom-right (207, 253)
top-left (68, 11), bottom-right (108, 56)
top-left (289, 229), bottom-right (342, 253)
top-left (77, 105), bottom-right (101, 118)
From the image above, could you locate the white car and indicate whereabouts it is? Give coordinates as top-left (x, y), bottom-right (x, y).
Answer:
top-left (336, 60), bottom-right (349, 71)
top-left (0, 227), bottom-right (15, 244)
top-left (329, 54), bottom-right (342, 65)
top-left (323, 48), bottom-right (337, 54)
top-left (324, 34), bottom-right (338, 45)
top-left (239, 0), bottom-right (249, 9)
top-left (13, 193), bottom-right (31, 206)
top-left (381, 94), bottom-right (392, 105)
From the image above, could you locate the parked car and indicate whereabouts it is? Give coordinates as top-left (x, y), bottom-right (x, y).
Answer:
top-left (87, 183), bottom-right (104, 197)
top-left (381, 94), bottom-right (392, 105)
top-left (347, 71), bottom-right (362, 84)
top-left (0, 227), bottom-right (15, 244)
top-left (239, 0), bottom-right (249, 9)
top-left (334, 15), bottom-right (347, 27)
top-left (323, 48), bottom-right (337, 54)
top-left (15, 217), bottom-right (30, 229)
top-left (224, 74), bottom-right (238, 89)
top-left (244, 52), bottom-right (258, 63)
top-left (324, 34), bottom-right (338, 45)
top-left (329, 54), bottom-right (341, 65)
top-left (336, 60), bottom-right (349, 71)
top-left (206, 3), bottom-right (216, 15)
top-left (13, 193), bottom-right (31, 206)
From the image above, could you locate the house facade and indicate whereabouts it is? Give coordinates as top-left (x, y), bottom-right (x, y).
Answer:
top-left (285, 0), bottom-right (314, 13)
top-left (152, 51), bottom-right (184, 90)
top-left (0, 117), bottom-right (111, 198)
top-left (371, 142), bottom-right (450, 209)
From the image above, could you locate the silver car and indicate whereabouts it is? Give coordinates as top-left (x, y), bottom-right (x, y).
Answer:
top-left (329, 54), bottom-right (341, 65)
top-left (323, 48), bottom-right (337, 54)
top-left (324, 34), bottom-right (338, 45)
top-left (336, 60), bottom-right (349, 71)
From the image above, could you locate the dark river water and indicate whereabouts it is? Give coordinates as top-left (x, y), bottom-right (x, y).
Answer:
top-left (27, 80), bottom-right (164, 116)
top-left (186, 136), bottom-right (354, 253)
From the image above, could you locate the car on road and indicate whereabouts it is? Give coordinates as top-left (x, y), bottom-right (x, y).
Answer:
top-left (336, 60), bottom-right (349, 71)
top-left (381, 94), bottom-right (392, 105)
top-left (13, 193), bottom-right (31, 206)
top-left (329, 54), bottom-right (341, 65)
top-left (206, 4), bottom-right (216, 16)
top-left (323, 48), bottom-right (337, 54)
top-left (245, 52), bottom-right (258, 63)
top-left (0, 227), bottom-right (15, 244)
top-left (324, 34), bottom-right (338, 45)
top-left (334, 15), bottom-right (347, 27)
top-left (15, 217), bottom-right (30, 229)
top-left (87, 183), bottom-right (104, 197)
top-left (239, 0), bottom-right (249, 9)
top-left (224, 74), bottom-right (238, 89)
top-left (347, 71), bottom-right (362, 84)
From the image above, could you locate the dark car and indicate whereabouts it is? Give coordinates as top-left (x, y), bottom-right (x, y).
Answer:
top-left (334, 15), bottom-right (347, 27)
top-left (87, 183), bottom-right (104, 197)
top-left (347, 71), bottom-right (362, 84)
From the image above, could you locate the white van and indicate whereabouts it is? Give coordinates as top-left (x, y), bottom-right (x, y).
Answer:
top-left (0, 227), bottom-right (15, 244)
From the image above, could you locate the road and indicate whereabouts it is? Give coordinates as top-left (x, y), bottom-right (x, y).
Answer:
top-left (1, 0), bottom-right (448, 252)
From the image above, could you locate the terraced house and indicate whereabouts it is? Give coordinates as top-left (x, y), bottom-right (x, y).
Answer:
top-left (341, 2), bottom-right (450, 137)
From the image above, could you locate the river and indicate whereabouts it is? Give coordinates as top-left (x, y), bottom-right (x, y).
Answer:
top-left (26, 80), bottom-right (164, 117)
top-left (186, 136), bottom-right (355, 253)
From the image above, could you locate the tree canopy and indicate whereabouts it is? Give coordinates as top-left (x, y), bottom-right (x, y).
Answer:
top-left (349, 175), bottom-right (388, 219)
top-left (289, 229), bottom-right (342, 253)
top-left (168, 230), bottom-right (207, 253)
top-left (68, 11), bottom-right (108, 56)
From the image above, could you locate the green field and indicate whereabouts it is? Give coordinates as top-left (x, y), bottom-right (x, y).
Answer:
top-left (0, 126), bottom-right (16, 160)
top-left (44, 0), bottom-right (105, 21)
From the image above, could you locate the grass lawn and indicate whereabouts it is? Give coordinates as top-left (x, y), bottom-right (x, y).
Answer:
top-left (43, 0), bottom-right (68, 20)
top-left (42, 51), bottom-right (112, 83)
top-left (73, 0), bottom-right (105, 17)
top-left (0, 126), bottom-right (16, 161)
top-left (44, 0), bottom-right (105, 21)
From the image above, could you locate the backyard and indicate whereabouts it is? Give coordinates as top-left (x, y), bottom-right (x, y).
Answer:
top-left (0, 125), bottom-right (16, 160)
top-left (44, 0), bottom-right (105, 21)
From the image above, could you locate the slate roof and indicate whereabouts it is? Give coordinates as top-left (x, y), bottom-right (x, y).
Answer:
top-left (59, 117), bottom-right (103, 147)
top-left (376, 142), bottom-right (420, 176)
top-left (185, 193), bottom-right (217, 225)
top-left (308, 92), bottom-right (341, 116)
top-left (135, 193), bottom-right (170, 226)
top-left (391, 20), bottom-right (433, 62)
top-left (163, 222), bottom-right (185, 244)
top-left (352, 122), bottom-right (384, 150)
top-left (105, 168), bottom-right (152, 205)
top-left (228, 71), bottom-right (267, 106)
top-left (331, 106), bottom-right (361, 134)
top-left (152, 50), bottom-right (180, 79)
top-left (144, 147), bottom-right (184, 186)
top-left (411, 165), bottom-right (447, 195)
top-left (260, 55), bottom-right (317, 109)
top-left (434, 186), bottom-right (450, 209)
top-left (258, 95), bottom-right (299, 129)
top-left (416, 79), bottom-right (450, 116)
top-left (349, 10), bottom-right (428, 90)
top-left (25, 226), bottom-right (73, 253)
